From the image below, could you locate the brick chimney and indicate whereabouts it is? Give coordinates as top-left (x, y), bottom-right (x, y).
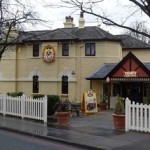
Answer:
top-left (78, 12), bottom-right (85, 28)
top-left (64, 16), bottom-right (75, 28)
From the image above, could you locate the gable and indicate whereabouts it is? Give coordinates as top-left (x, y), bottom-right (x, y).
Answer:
top-left (108, 52), bottom-right (150, 78)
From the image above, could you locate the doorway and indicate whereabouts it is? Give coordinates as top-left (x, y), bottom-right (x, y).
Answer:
top-left (121, 82), bottom-right (143, 103)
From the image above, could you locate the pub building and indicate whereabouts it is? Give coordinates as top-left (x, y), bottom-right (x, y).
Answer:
top-left (1, 13), bottom-right (150, 106)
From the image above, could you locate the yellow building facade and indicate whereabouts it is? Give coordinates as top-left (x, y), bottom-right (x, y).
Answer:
top-left (1, 15), bottom-right (150, 105)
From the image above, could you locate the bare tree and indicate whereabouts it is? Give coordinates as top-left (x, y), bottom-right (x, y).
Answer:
top-left (58, 0), bottom-right (150, 39)
top-left (0, 0), bottom-right (43, 59)
top-left (124, 21), bottom-right (150, 43)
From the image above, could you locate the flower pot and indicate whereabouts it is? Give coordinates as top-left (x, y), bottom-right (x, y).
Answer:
top-left (112, 114), bottom-right (125, 129)
top-left (99, 103), bottom-right (108, 110)
top-left (55, 112), bottom-right (70, 126)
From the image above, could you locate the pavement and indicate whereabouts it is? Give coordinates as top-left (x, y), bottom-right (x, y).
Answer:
top-left (0, 110), bottom-right (150, 150)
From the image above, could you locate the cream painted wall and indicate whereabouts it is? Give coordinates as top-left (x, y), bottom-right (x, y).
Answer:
top-left (75, 41), bottom-right (122, 101)
top-left (0, 40), bottom-right (122, 102)
top-left (123, 49), bottom-right (150, 62)
top-left (0, 46), bottom-right (17, 92)
top-left (0, 82), bottom-right (16, 93)
top-left (91, 80), bottom-right (103, 102)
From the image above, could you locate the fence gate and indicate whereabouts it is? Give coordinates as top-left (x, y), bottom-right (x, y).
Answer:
top-left (125, 97), bottom-right (150, 132)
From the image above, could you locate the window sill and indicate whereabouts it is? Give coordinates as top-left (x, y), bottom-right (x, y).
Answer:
top-left (61, 94), bottom-right (69, 96)
top-left (30, 93), bottom-right (45, 96)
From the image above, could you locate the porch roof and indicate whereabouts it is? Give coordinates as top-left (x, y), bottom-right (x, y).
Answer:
top-left (86, 62), bottom-right (150, 80)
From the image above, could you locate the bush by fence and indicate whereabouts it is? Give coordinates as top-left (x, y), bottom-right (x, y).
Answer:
top-left (33, 94), bottom-right (60, 116)
top-left (6, 92), bottom-right (23, 97)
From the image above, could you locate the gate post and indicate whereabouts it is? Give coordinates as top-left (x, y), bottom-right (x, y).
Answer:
top-left (125, 97), bottom-right (130, 132)
top-left (43, 95), bottom-right (47, 123)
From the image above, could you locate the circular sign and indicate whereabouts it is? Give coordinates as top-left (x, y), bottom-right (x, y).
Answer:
top-left (42, 45), bottom-right (55, 62)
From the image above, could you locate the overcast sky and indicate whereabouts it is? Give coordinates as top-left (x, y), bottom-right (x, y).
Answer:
top-left (27, 0), bottom-right (149, 35)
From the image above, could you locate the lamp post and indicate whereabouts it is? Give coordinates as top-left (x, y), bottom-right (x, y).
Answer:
top-left (106, 77), bottom-right (111, 109)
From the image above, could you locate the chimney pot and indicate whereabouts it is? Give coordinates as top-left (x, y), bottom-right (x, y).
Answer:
top-left (80, 12), bottom-right (84, 18)
top-left (79, 12), bottom-right (85, 28)
top-left (64, 16), bottom-right (75, 28)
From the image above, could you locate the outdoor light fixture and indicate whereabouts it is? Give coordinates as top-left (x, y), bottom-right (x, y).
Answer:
top-left (72, 70), bottom-right (75, 75)
top-left (106, 77), bottom-right (110, 83)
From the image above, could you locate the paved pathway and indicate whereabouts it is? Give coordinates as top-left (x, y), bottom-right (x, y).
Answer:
top-left (0, 110), bottom-right (150, 150)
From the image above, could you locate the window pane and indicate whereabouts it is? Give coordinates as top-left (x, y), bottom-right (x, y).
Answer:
top-left (33, 44), bottom-right (39, 57)
top-left (62, 44), bottom-right (69, 56)
top-left (85, 43), bottom-right (95, 56)
top-left (91, 44), bottom-right (95, 56)
top-left (144, 83), bottom-right (150, 97)
top-left (33, 75), bottom-right (39, 93)
top-left (62, 76), bottom-right (68, 94)
top-left (113, 83), bottom-right (120, 96)
top-left (85, 44), bottom-right (91, 56)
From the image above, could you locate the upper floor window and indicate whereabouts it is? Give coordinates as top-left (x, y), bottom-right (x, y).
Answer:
top-left (33, 44), bottom-right (39, 57)
top-left (62, 43), bottom-right (69, 56)
top-left (62, 75), bottom-right (68, 94)
top-left (33, 75), bottom-right (39, 93)
top-left (85, 43), bottom-right (95, 56)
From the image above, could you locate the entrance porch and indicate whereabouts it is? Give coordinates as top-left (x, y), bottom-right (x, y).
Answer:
top-left (86, 52), bottom-right (150, 108)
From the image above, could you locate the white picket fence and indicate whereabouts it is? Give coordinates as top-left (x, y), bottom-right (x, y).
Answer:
top-left (0, 94), bottom-right (47, 123)
top-left (125, 97), bottom-right (150, 132)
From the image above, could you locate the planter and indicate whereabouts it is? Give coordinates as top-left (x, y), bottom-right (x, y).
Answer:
top-left (55, 112), bottom-right (70, 126)
top-left (99, 103), bottom-right (108, 110)
top-left (112, 114), bottom-right (125, 129)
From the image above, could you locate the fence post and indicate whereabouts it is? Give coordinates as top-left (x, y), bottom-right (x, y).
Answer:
top-left (21, 94), bottom-right (25, 119)
top-left (3, 94), bottom-right (6, 115)
top-left (125, 97), bottom-right (129, 132)
top-left (43, 95), bottom-right (47, 123)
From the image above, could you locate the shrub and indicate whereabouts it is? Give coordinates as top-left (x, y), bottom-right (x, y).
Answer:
top-left (47, 95), bottom-right (60, 116)
top-left (33, 94), bottom-right (45, 99)
top-left (114, 97), bottom-right (125, 115)
top-left (6, 92), bottom-right (23, 97)
top-left (32, 94), bottom-right (60, 115)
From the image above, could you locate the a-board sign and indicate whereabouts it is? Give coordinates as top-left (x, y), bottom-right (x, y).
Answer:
top-left (82, 89), bottom-right (98, 114)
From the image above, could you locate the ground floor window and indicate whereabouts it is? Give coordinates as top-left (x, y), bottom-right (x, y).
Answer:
top-left (144, 83), bottom-right (150, 97)
top-left (103, 83), bottom-right (109, 98)
top-left (62, 75), bottom-right (68, 94)
top-left (103, 82), bottom-right (150, 103)
top-left (113, 83), bottom-right (120, 96)
top-left (33, 75), bottom-right (39, 93)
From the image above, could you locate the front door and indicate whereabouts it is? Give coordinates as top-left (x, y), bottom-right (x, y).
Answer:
top-left (121, 82), bottom-right (143, 103)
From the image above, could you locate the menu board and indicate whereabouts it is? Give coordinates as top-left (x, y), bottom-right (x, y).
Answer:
top-left (81, 89), bottom-right (98, 114)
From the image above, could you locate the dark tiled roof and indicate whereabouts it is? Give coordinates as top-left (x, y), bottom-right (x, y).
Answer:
top-left (116, 35), bottom-right (150, 49)
top-left (86, 63), bottom-right (117, 80)
top-left (144, 63), bottom-right (150, 70)
top-left (19, 26), bottom-right (120, 42)
top-left (86, 62), bottom-right (150, 80)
